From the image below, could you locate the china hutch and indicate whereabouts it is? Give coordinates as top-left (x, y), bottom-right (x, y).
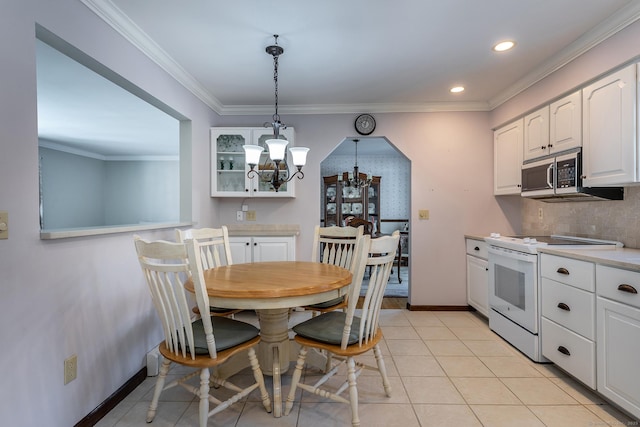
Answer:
top-left (323, 173), bottom-right (381, 233)
top-left (210, 127), bottom-right (296, 197)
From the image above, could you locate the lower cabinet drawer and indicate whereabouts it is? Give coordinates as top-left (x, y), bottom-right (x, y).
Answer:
top-left (541, 278), bottom-right (595, 340)
top-left (541, 317), bottom-right (596, 389)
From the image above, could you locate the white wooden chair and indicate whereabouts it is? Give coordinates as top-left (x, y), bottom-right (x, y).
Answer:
top-left (284, 231), bottom-right (400, 426)
top-left (302, 225), bottom-right (365, 315)
top-left (176, 227), bottom-right (241, 318)
top-left (133, 236), bottom-right (271, 427)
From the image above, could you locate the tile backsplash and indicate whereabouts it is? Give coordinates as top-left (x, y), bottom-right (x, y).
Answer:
top-left (522, 186), bottom-right (640, 248)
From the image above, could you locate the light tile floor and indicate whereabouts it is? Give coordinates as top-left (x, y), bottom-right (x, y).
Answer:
top-left (97, 310), bottom-right (639, 427)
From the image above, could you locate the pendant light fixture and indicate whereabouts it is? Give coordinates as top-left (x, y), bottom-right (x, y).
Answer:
top-left (339, 138), bottom-right (372, 188)
top-left (243, 35), bottom-right (309, 192)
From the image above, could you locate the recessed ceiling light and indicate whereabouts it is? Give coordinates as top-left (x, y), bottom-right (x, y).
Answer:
top-left (450, 86), bottom-right (465, 93)
top-left (493, 40), bottom-right (516, 52)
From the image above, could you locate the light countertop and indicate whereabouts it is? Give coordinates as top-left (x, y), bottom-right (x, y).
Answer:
top-left (225, 223), bottom-right (300, 237)
top-left (538, 247), bottom-right (640, 272)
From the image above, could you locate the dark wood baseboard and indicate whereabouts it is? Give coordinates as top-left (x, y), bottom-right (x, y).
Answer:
top-left (406, 304), bottom-right (471, 311)
top-left (75, 367), bottom-right (147, 427)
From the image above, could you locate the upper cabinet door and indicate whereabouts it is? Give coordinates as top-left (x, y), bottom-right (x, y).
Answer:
top-left (494, 119), bottom-right (523, 195)
top-left (550, 90), bottom-right (582, 154)
top-left (582, 64), bottom-right (637, 186)
top-left (210, 128), bottom-right (252, 197)
top-left (523, 105), bottom-right (550, 161)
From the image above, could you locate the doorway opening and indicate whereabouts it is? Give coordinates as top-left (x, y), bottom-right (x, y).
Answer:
top-left (320, 136), bottom-right (411, 298)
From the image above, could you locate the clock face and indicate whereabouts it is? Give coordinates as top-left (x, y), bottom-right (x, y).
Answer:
top-left (355, 114), bottom-right (376, 135)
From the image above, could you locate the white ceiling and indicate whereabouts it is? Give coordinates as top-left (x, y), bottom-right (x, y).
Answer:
top-left (38, 0), bottom-right (640, 156)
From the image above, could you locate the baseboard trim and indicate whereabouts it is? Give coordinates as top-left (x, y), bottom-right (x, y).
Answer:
top-left (75, 367), bottom-right (147, 427)
top-left (406, 304), bottom-right (471, 311)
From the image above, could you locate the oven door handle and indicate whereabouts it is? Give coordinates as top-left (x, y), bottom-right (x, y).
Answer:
top-left (547, 163), bottom-right (554, 189)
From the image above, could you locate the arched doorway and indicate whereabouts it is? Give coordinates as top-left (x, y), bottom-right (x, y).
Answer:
top-left (319, 137), bottom-right (411, 298)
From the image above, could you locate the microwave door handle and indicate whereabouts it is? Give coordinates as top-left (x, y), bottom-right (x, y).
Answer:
top-left (547, 164), bottom-right (554, 189)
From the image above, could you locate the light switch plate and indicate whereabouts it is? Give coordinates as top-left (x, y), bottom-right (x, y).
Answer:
top-left (0, 211), bottom-right (7, 239)
top-left (418, 209), bottom-right (429, 220)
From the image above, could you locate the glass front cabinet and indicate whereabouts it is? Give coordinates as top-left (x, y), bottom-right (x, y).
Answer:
top-left (323, 173), bottom-right (381, 233)
top-left (210, 127), bottom-right (296, 197)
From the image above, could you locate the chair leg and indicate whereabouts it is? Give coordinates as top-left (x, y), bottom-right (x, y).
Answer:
top-left (284, 346), bottom-right (308, 416)
top-left (346, 357), bottom-right (360, 427)
top-left (248, 347), bottom-right (272, 413)
top-left (198, 368), bottom-right (210, 427)
top-left (147, 358), bottom-right (171, 422)
top-left (373, 344), bottom-right (392, 397)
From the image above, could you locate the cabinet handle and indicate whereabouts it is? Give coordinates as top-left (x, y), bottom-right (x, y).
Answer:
top-left (581, 175), bottom-right (586, 179)
top-left (557, 302), bottom-right (571, 311)
top-left (618, 284), bottom-right (638, 294)
top-left (474, 246), bottom-right (480, 251)
top-left (556, 267), bottom-right (570, 275)
top-left (245, 242), bottom-right (250, 246)
top-left (541, 145), bottom-right (546, 149)
top-left (548, 143), bottom-right (553, 148)
top-left (245, 188), bottom-right (249, 192)
top-left (557, 346), bottom-right (571, 356)
top-left (254, 242), bottom-right (257, 246)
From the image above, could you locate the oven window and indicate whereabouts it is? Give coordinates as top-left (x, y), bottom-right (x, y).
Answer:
top-left (494, 264), bottom-right (525, 310)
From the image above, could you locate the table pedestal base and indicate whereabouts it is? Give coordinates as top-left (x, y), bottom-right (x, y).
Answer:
top-left (213, 309), bottom-right (332, 418)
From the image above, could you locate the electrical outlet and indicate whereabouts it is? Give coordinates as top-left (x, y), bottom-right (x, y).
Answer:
top-left (538, 207), bottom-right (544, 220)
top-left (246, 210), bottom-right (257, 221)
top-left (418, 209), bottom-right (429, 220)
top-left (64, 354), bottom-right (77, 385)
top-left (236, 211), bottom-right (244, 221)
top-left (0, 211), bottom-right (7, 239)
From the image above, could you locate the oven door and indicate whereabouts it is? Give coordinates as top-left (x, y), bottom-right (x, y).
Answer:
top-left (521, 158), bottom-right (554, 197)
top-left (488, 246), bottom-right (538, 334)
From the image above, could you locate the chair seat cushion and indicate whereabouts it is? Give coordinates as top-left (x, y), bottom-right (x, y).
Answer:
top-left (292, 311), bottom-right (360, 346)
top-left (191, 316), bottom-right (259, 355)
top-left (306, 295), bottom-right (345, 309)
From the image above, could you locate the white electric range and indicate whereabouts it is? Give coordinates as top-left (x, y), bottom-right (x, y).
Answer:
top-left (484, 234), bottom-right (622, 362)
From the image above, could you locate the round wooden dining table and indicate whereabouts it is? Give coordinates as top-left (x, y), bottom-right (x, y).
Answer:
top-left (184, 261), bottom-right (352, 417)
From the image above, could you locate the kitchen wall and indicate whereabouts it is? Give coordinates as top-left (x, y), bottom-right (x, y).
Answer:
top-left (522, 187), bottom-right (640, 248)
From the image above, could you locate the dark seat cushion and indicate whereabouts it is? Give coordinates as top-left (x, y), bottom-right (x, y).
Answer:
top-left (190, 316), bottom-right (259, 355)
top-left (306, 295), bottom-right (345, 309)
top-left (292, 311), bottom-right (360, 346)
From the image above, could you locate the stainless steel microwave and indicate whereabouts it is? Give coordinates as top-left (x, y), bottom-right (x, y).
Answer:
top-left (521, 150), bottom-right (623, 202)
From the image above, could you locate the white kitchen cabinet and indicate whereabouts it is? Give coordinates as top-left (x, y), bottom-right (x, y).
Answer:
top-left (582, 64), bottom-right (637, 186)
top-left (596, 265), bottom-right (640, 420)
top-left (494, 119), bottom-right (523, 195)
top-left (465, 238), bottom-right (488, 317)
top-left (540, 254), bottom-right (596, 389)
top-left (229, 236), bottom-right (295, 264)
top-left (549, 90), bottom-right (582, 154)
top-left (523, 106), bottom-right (550, 161)
top-left (210, 127), bottom-right (296, 197)
top-left (523, 91), bottom-right (582, 162)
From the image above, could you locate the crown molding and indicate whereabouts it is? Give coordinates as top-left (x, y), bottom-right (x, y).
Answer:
top-left (219, 101), bottom-right (492, 116)
top-left (83, 0), bottom-right (640, 115)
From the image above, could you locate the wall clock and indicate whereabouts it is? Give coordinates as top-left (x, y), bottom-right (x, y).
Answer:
top-left (354, 114), bottom-right (376, 135)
